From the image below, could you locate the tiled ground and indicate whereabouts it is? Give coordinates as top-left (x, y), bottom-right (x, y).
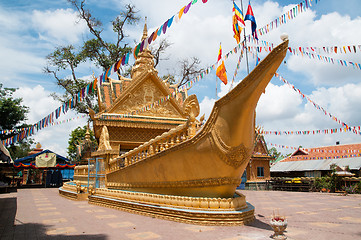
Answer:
top-left (0, 188), bottom-right (360, 239)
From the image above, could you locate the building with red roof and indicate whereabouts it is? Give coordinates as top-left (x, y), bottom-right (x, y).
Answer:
top-left (271, 143), bottom-right (361, 178)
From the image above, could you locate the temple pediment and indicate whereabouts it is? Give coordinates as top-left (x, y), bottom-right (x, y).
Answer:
top-left (105, 70), bottom-right (186, 119)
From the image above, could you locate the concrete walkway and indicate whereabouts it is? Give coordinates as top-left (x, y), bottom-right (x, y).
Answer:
top-left (1, 188), bottom-right (360, 239)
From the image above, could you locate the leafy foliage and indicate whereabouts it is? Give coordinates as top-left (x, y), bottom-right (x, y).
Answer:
top-left (0, 84), bottom-right (29, 137)
top-left (313, 167), bottom-right (343, 193)
top-left (67, 125), bottom-right (96, 162)
top-left (7, 139), bottom-right (35, 160)
top-left (268, 147), bottom-right (291, 163)
top-left (0, 84), bottom-right (34, 159)
top-left (268, 147), bottom-right (281, 159)
top-left (342, 183), bottom-right (361, 194)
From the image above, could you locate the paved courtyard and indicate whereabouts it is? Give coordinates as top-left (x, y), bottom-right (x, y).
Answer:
top-left (0, 188), bottom-right (360, 240)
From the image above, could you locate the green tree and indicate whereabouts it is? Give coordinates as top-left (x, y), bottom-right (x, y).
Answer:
top-left (0, 84), bottom-right (29, 138)
top-left (0, 84), bottom-right (34, 160)
top-left (67, 125), bottom-right (96, 162)
top-left (7, 139), bottom-right (35, 160)
top-left (268, 147), bottom-right (281, 161)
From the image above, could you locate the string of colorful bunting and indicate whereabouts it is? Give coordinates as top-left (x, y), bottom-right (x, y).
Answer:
top-left (229, 45), bottom-right (245, 90)
top-left (240, 41), bottom-right (361, 71)
top-left (263, 126), bottom-right (361, 136)
top-left (304, 148), bottom-right (360, 153)
top-left (286, 46), bottom-right (361, 70)
top-left (268, 143), bottom-right (298, 151)
top-left (1, 115), bottom-right (88, 147)
top-left (286, 153), bottom-right (361, 161)
top-left (288, 45), bottom-right (361, 54)
top-left (268, 142), bottom-right (361, 159)
top-left (274, 72), bottom-right (359, 135)
top-left (257, 0), bottom-right (320, 38)
top-left (0, 114), bottom-right (87, 136)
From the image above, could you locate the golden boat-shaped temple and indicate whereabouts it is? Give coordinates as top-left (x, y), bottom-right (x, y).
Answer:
top-left (60, 25), bottom-right (289, 225)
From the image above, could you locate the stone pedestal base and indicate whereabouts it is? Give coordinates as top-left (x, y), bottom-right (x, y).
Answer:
top-left (88, 188), bottom-right (255, 226)
top-left (58, 182), bottom-right (89, 201)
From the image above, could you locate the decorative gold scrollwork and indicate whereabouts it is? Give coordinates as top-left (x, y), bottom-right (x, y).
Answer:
top-left (209, 130), bottom-right (251, 168)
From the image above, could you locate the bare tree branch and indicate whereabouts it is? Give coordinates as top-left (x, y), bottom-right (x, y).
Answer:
top-left (177, 57), bottom-right (204, 88)
top-left (150, 38), bottom-right (173, 68)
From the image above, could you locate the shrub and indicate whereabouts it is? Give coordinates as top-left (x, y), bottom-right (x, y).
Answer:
top-left (313, 174), bottom-right (342, 193)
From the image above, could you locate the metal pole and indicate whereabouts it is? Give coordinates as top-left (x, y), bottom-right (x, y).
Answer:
top-left (240, 0), bottom-right (250, 74)
top-left (215, 75), bottom-right (218, 100)
top-left (87, 158), bottom-right (90, 193)
top-left (95, 158), bottom-right (99, 188)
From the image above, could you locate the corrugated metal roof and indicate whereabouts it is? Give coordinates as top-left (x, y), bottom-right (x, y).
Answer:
top-left (271, 157), bottom-right (361, 172)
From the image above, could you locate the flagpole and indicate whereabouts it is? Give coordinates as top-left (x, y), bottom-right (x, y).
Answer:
top-left (240, 0), bottom-right (250, 75)
top-left (215, 75), bottom-right (218, 100)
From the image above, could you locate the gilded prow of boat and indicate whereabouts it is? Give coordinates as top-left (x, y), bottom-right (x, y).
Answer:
top-left (106, 39), bottom-right (289, 198)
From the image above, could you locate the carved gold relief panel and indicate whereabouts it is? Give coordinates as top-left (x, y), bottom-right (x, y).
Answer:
top-left (111, 79), bottom-right (182, 118)
top-left (108, 127), bottom-right (167, 143)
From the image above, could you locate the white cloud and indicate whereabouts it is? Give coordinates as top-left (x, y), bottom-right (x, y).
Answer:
top-left (0, 43), bottom-right (46, 85)
top-left (257, 83), bottom-right (303, 122)
top-left (199, 96), bottom-right (215, 120)
top-left (0, 6), bottom-right (26, 31)
top-left (270, 10), bottom-right (361, 86)
top-left (31, 8), bottom-right (87, 44)
top-left (12, 85), bottom-right (88, 157)
top-left (308, 83), bottom-right (361, 126)
top-left (13, 85), bottom-right (58, 123)
top-left (256, 81), bottom-right (361, 153)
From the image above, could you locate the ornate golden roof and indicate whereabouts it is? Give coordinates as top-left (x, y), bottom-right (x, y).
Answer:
top-left (94, 21), bottom-right (188, 125)
top-left (90, 21), bottom-right (189, 153)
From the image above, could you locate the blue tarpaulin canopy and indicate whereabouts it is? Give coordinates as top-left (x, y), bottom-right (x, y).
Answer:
top-left (14, 149), bottom-right (74, 168)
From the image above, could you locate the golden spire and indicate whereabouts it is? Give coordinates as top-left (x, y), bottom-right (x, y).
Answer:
top-left (35, 142), bottom-right (42, 149)
top-left (131, 16), bottom-right (157, 78)
top-left (85, 123), bottom-right (91, 142)
top-left (142, 17), bottom-right (148, 41)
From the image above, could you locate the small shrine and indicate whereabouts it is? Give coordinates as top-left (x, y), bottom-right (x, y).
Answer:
top-left (243, 129), bottom-right (273, 189)
top-left (14, 143), bottom-right (74, 187)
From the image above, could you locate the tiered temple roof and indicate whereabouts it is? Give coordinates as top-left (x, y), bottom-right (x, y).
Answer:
top-left (90, 22), bottom-right (188, 156)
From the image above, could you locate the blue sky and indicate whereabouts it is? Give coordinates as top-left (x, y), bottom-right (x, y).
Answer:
top-left (1, 0), bottom-right (361, 157)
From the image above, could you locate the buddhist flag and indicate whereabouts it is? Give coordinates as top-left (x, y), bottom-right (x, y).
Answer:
top-left (232, 15), bottom-right (241, 44)
top-left (216, 44), bottom-right (228, 85)
top-left (232, 2), bottom-right (245, 44)
top-left (244, 1), bottom-right (258, 40)
top-left (233, 2), bottom-right (245, 26)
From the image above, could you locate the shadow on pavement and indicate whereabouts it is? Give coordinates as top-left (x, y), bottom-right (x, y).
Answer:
top-left (0, 195), bottom-right (107, 239)
top-left (0, 196), bottom-right (17, 237)
top-left (247, 218), bottom-right (273, 231)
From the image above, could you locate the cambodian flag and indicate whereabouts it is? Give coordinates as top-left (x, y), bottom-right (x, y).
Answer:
top-left (244, 1), bottom-right (258, 40)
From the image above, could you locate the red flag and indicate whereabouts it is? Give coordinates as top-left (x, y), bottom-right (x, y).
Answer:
top-left (244, 1), bottom-right (258, 40)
